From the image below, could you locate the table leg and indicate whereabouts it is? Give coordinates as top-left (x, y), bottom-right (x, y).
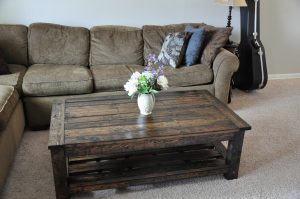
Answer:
top-left (224, 131), bottom-right (245, 180)
top-left (50, 147), bottom-right (69, 199)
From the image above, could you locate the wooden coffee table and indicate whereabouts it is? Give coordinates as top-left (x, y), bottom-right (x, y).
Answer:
top-left (48, 90), bottom-right (251, 199)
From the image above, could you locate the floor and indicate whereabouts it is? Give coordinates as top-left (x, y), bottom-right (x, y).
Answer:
top-left (1, 79), bottom-right (300, 199)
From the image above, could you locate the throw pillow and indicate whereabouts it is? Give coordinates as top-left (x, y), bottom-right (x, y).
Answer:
top-left (158, 32), bottom-right (191, 68)
top-left (184, 25), bottom-right (206, 66)
top-left (200, 25), bottom-right (233, 66)
top-left (0, 52), bottom-right (10, 75)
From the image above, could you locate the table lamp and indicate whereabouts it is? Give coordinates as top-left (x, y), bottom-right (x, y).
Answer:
top-left (214, 0), bottom-right (247, 28)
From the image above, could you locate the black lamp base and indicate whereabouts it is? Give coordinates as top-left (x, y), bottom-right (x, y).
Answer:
top-left (227, 6), bottom-right (233, 28)
top-left (226, 6), bottom-right (233, 45)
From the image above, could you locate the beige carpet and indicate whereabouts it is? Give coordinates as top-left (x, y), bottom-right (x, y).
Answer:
top-left (1, 79), bottom-right (300, 199)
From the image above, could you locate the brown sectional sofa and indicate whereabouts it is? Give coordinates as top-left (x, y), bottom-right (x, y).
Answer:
top-left (0, 25), bottom-right (27, 188)
top-left (0, 22), bottom-right (239, 189)
top-left (0, 86), bottom-right (25, 189)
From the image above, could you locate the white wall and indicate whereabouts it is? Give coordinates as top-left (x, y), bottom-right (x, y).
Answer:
top-left (1, 0), bottom-right (299, 75)
top-left (0, 0), bottom-right (241, 41)
top-left (261, 0), bottom-right (300, 74)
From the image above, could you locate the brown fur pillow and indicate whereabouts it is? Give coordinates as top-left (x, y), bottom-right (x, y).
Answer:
top-left (200, 24), bottom-right (233, 66)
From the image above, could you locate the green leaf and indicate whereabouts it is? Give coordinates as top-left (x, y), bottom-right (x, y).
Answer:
top-left (150, 89), bottom-right (159, 94)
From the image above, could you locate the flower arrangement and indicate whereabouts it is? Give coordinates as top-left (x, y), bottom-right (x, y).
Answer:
top-left (124, 54), bottom-right (168, 97)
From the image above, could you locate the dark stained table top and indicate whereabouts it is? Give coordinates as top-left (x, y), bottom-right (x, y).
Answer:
top-left (49, 90), bottom-right (251, 148)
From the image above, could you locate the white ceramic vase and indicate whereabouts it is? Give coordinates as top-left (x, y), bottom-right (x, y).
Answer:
top-left (137, 94), bottom-right (155, 115)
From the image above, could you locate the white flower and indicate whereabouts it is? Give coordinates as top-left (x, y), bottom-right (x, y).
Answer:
top-left (157, 75), bottom-right (168, 89)
top-left (142, 71), bottom-right (154, 79)
top-left (124, 80), bottom-right (137, 96)
top-left (124, 72), bottom-right (141, 96)
top-left (131, 71), bottom-right (141, 80)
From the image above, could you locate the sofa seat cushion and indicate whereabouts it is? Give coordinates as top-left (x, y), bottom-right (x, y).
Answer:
top-left (0, 64), bottom-right (27, 94)
top-left (22, 64), bottom-right (93, 96)
top-left (128, 64), bottom-right (213, 87)
top-left (0, 85), bottom-right (19, 130)
top-left (91, 65), bottom-right (138, 92)
top-left (165, 64), bottom-right (213, 87)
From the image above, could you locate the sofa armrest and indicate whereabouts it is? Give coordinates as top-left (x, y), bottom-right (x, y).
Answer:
top-left (0, 64), bottom-right (27, 95)
top-left (212, 48), bottom-right (239, 104)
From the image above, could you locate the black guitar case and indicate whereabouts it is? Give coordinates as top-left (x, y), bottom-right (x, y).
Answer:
top-left (233, 0), bottom-right (268, 90)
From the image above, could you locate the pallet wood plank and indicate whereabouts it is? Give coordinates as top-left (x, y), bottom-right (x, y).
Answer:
top-left (64, 122), bottom-right (237, 145)
top-left (65, 130), bottom-right (236, 157)
top-left (48, 100), bottom-right (65, 148)
top-left (64, 97), bottom-right (211, 119)
top-left (69, 148), bottom-right (223, 175)
top-left (69, 168), bottom-right (228, 193)
top-left (64, 101), bottom-right (212, 123)
top-left (64, 105), bottom-right (226, 130)
top-left (68, 144), bottom-right (215, 165)
top-left (69, 159), bottom-right (227, 186)
top-left (64, 90), bottom-right (208, 104)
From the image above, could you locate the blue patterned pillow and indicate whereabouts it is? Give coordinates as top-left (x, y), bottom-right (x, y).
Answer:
top-left (184, 25), bottom-right (206, 66)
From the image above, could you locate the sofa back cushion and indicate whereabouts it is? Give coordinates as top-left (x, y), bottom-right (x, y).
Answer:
top-left (90, 26), bottom-right (144, 66)
top-left (142, 23), bottom-right (204, 65)
top-left (22, 64), bottom-right (93, 96)
top-left (0, 25), bottom-right (28, 66)
top-left (28, 23), bottom-right (89, 66)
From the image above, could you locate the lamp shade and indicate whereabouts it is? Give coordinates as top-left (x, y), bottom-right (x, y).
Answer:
top-left (214, 0), bottom-right (247, 7)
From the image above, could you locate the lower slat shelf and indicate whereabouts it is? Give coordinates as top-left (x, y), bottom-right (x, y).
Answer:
top-left (69, 165), bottom-right (228, 193)
top-left (68, 143), bottom-right (215, 164)
top-left (67, 143), bottom-right (228, 193)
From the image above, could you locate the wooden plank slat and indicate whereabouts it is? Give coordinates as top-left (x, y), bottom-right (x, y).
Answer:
top-left (64, 118), bottom-right (236, 144)
top-left (65, 94), bottom-right (129, 103)
top-left (65, 105), bottom-right (221, 126)
top-left (48, 100), bottom-right (65, 148)
top-left (69, 159), bottom-right (227, 189)
top-left (64, 106), bottom-right (228, 130)
top-left (69, 168), bottom-right (228, 193)
top-left (68, 144), bottom-right (215, 165)
top-left (65, 130), bottom-right (236, 157)
top-left (68, 148), bottom-right (223, 175)
top-left (64, 90), bottom-right (208, 104)
top-left (64, 96), bottom-right (211, 119)
top-left (65, 92), bottom-right (209, 108)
